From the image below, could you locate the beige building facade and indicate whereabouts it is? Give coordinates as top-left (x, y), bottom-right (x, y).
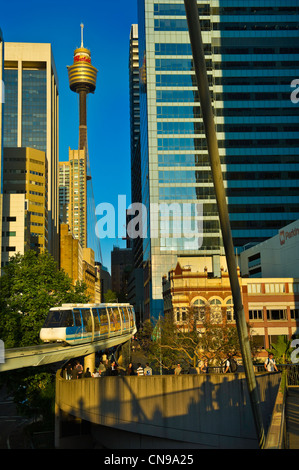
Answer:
top-left (60, 223), bottom-right (83, 284)
top-left (2, 147), bottom-right (48, 265)
top-left (1, 194), bottom-right (30, 264)
top-left (59, 147), bottom-right (87, 249)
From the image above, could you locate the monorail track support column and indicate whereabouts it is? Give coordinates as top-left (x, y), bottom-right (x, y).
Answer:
top-left (184, 0), bottom-right (266, 449)
top-left (84, 353), bottom-right (95, 374)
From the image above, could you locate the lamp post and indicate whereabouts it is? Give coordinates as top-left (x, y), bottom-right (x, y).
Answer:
top-left (183, 0), bottom-right (265, 449)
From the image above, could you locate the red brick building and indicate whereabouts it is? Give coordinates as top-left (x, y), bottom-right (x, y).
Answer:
top-left (162, 262), bottom-right (299, 358)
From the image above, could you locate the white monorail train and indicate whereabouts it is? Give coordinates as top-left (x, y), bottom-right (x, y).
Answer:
top-left (40, 303), bottom-right (136, 345)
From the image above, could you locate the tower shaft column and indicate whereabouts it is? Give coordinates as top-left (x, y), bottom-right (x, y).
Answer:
top-left (79, 89), bottom-right (87, 151)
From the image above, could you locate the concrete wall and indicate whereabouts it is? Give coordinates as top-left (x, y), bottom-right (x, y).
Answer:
top-left (55, 372), bottom-right (281, 449)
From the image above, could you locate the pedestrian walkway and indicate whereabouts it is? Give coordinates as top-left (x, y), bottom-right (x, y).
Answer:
top-left (286, 387), bottom-right (299, 449)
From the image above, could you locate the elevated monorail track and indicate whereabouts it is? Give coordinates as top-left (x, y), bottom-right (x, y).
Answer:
top-left (0, 329), bottom-right (136, 373)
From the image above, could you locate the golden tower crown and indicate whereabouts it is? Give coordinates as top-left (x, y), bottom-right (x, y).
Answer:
top-left (67, 24), bottom-right (98, 93)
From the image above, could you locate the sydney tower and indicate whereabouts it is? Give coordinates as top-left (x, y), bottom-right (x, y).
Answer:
top-left (67, 24), bottom-right (97, 151)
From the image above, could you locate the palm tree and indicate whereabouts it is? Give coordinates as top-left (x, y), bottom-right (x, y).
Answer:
top-left (268, 335), bottom-right (292, 364)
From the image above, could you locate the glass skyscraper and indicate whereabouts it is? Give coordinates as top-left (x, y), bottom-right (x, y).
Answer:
top-left (0, 29), bottom-right (3, 270)
top-left (136, 0), bottom-right (299, 320)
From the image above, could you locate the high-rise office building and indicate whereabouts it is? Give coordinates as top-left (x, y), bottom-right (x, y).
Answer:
top-left (2, 147), bottom-right (48, 264)
top-left (59, 148), bottom-right (87, 248)
top-left (0, 29), bottom-right (4, 270)
top-left (3, 42), bottom-right (59, 262)
top-left (136, 0), bottom-right (299, 319)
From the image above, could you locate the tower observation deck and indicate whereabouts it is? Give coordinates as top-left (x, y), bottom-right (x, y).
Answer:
top-left (67, 24), bottom-right (98, 151)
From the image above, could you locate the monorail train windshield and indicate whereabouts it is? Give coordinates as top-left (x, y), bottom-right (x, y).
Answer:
top-left (42, 310), bottom-right (74, 328)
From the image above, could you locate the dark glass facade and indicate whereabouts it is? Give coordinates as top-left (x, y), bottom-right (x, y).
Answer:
top-left (3, 69), bottom-right (18, 147)
top-left (21, 69), bottom-right (47, 152)
top-left (136, 0), bottom-right (299, 319)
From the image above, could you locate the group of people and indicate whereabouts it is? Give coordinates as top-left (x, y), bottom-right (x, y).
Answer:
top-left (64, 358), bottom-right (117, 380)
top-left (64, 352), bottom-right (279, 379)
top-left (127, 362), bottom-right (153, 376)
top-left (199, 352), bottom-right (279, 374)
top-left (64, 359), bottom-right (154, 379)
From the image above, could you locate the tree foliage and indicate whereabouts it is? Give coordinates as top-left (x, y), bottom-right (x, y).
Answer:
top-left (0, 250), bottom-right (89, 425)
top-left (139, 305), bottom-right (257, 371)
top-left (0, 250), bottom-right (89, 348)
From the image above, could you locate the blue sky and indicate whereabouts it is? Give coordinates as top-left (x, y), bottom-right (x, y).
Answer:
top-left (1, 0), bottom-right (138, 271)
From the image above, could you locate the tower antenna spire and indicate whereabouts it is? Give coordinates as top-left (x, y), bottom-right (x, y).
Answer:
top-left (80, 23), bottom-right (84, 47)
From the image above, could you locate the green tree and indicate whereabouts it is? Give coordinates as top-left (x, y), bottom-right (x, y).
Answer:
top-left (0, 250), bottom-right (89, 348)
top-left (0, 250), bottom-right (89, 427)
top-left (139, 304), bottom-right (256, 372)
top-left (104, 289), bottom-right (118, 303)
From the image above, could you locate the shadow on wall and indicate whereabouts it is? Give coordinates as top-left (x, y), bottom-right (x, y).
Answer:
top-left (56, 371), bottom-right (281, 449)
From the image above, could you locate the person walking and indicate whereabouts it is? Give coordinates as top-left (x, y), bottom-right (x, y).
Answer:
top-left (127, 362), bottom-right (135, 375)
top-left (144, 363), bottom-right (152, 376)
top-left (200, 360), bottom-right (209, 374)
top-left (174, 363), bottom-right (182, 375)
top-left (111, 361), bottom-right (118, 376)
top-left (136, 363), bottom-right (144, 376)
top-left (71, 366), bottom-right (78, 380)
top-left (264, 353), bottom-right (278, 372)
top-left (76, 361), bottom-right (83, 379)
top-left (224, 354), bottom-right (238, 373)
top-left (84, 367), bottom-right (91, 378)
top-left (92, 368), bottom-right (100, 377)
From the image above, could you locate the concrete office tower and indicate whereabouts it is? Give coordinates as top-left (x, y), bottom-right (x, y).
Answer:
top-left (59, 148), bottom-right (87, 248)
top-left (137, 0), bottom-right (299, 319)
top-left (2, 147), bottom-right (48, 265)
top-left (3, 42), bottom-right (59, 262)
top-left (0, 30), bottom-right (3, 270)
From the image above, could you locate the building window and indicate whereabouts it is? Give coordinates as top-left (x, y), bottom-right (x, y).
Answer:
top-left (247, 283), bottom-right (262, 294)
top-left (265, 283), bottom-right (286, 293)
top-left (226, 298), bottom-right (235, 322)
top-left (291, 309), bottom-right (299, 320)
top-left (267, 309), bottom-right (287, 320)
top-left (249, 309), bottom-right (263, 320)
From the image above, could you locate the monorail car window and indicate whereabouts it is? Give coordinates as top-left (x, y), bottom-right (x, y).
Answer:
top-left (121, 307), bottom-right (129, 329)
top-left (98, 308), bottom-right (108, 334)
top-left (110, 307), bottom-right (121, 331)
top-left (43, 310), bottom-right (74, 328)
top-left (73, 310), bottom-right (82, 327)
top-left (127, 307), bottom-right (133, 327)
top-left (92, 308), bottom-right (101, 331)
top-left (81, 309), bottom-right (92, 332)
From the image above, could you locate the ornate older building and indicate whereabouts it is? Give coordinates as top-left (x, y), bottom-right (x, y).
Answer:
top-left (162, 261), bottom-right (299, 358)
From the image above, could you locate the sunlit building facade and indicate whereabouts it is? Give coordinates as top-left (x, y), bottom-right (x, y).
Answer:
top-left (137, 0), bottom-right (299, 319)
top-left (59, 148), bottom-right (87, 249)
top-left (2, 147), bottom-right (48, 265)
top-left (3, 42), bottom-right (59, 262)
top-left (0, 30), bottom-right (3, 270)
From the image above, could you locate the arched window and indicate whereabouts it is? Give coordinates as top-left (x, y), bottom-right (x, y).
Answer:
top-left (192, 298), bottom-right (206, 321)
